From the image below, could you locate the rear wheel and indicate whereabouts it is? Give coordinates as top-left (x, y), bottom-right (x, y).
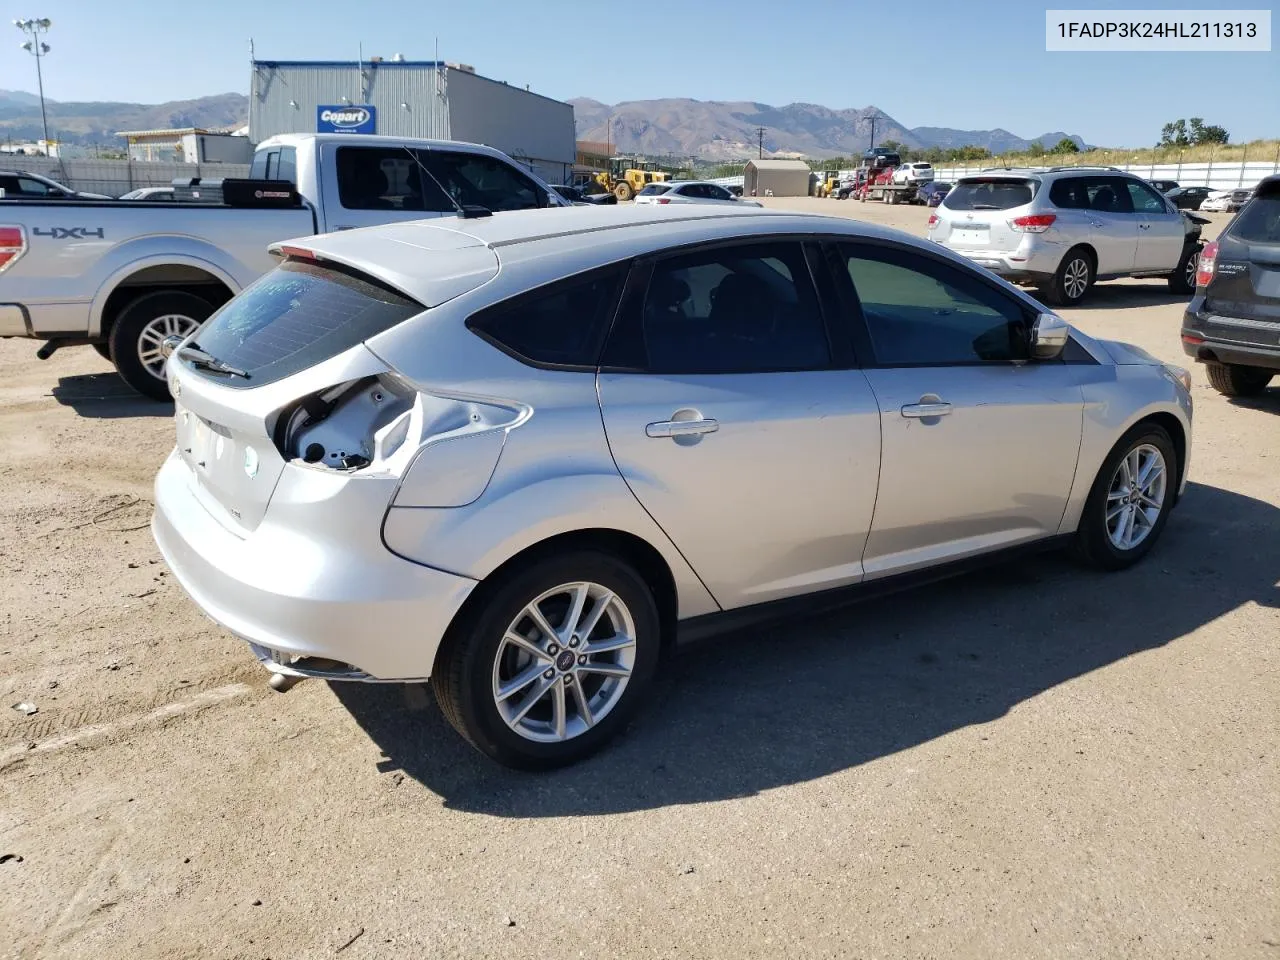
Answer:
top-left (433, 551), bottom-right (661, 769)
top-left (1169, 245), bottom-right (1199, 295)
top-left (1044, 247), bottom-right (1094, 306)
top-left (1073, 423), bottom-right (1177, 570)
top-left (1204, 361), bottom-right (1273, 397)
top-left (108, 291), bottom-right (211, 400)
top-left (614, 181), bottom-right (634, 202)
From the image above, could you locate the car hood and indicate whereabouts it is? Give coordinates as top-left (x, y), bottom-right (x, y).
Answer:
top-left (1098, 338), bottom-right (1162, 365)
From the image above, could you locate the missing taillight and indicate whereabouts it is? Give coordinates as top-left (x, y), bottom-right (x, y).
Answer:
top-left (275, 376), bottom-right (414, 471)
top-left (0, 225), bottom-right (26, 273)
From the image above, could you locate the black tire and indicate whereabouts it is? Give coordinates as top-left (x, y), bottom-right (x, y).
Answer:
top-left (1043, 246), bottom-right (1095, 306)
top-left (1168, 245), bottom-right (1199, 295)
top-left (108, 291), bottom-right (212, 401)
top-left (1204, 361), bottom-right (1273, 397)
top-left (1073, 422), bottom-right (1177, 570)
top-left (433, 551), bottom-right (662, 770)
top-left (92, 343), bottom-right (111, 362)
top-left (614, 181), bottom-right (633, 202)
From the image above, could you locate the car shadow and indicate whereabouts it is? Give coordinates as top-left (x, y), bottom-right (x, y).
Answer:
top-left (1229, 386), bottom-right (1280, 413)
top-left (1068, 285), bottom-right (1193, 310)
top-left (51, 373), bottom-right (171, 419)
top-left (333, 481), bottom-right (1278, 817)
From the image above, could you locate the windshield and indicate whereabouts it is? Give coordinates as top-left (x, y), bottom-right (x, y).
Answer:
top-left (190, 260), bottom-right (422, 388)
top-left (944, 178), bottom-right (1036, 211)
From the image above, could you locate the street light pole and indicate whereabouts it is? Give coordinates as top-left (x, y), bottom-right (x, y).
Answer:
top-left (14, 18), bottom-right (52, 154)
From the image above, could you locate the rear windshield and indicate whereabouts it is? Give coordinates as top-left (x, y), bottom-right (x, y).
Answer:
top-left (944, 178), bottom-right (1036, 211)
top-left (639, 184), bottom-right (671, 196)
top-left (189, 260), bottom-right (422, 388)
top-left (1229, 193), bottom-right (1280, 243)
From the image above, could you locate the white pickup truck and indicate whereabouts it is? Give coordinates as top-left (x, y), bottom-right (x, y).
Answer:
top-left (0, 133), bottom-right (569, 398)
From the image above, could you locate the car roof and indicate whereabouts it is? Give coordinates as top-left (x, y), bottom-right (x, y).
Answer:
top-left (282, 206), bottom-right (929, 303)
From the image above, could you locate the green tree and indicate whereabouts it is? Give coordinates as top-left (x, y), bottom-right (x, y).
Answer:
top-left (1188, 117), bottom-right (1229, 145)
top-left (1159, 120), bottom-right (1191, 147)
top-left (1027, 140), bottom-right (1047, 157)
top-left (1053, 138), bottom-right (1081, 153)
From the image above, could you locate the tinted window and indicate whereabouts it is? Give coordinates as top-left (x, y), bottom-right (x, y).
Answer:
top-left (638, 184), bottom-right (671, 196)
top-left (1127, 180), bottom-right (1168, 213)
top-left (1049, 176), bottom-right (1133, 213)
top-left (466, 268), bottom-right (624, 369)
top-left (1229, 193), bottom-right (1280, 243)
top-left (841, 245), bottom-right (1027, 365)
top-left (629, 243), bottom-right (830, 374)
top-left (17, 177), bottom-right (51, 197)
top-left (944, 178), bottom-right (1036, 211)
top-left (191, 261), bottom-right (422, 387)
top-left (336, 147), bottom-right (545, 213)
top-left (276, 146), bottom-right (297, 184)
top-left (425, 151), bottom-right (545, 212)
top-left (706, 185), bottom-right (733, 200)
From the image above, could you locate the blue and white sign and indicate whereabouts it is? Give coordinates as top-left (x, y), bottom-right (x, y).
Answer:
top-left (317, 105), bottom-right (377, 135)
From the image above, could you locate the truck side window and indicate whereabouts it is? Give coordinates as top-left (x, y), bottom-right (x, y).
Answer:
top-left (336, 147), bottom-right (453, 212)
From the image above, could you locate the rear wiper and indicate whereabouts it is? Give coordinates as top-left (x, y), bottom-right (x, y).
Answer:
top-left (179, 343), bottom-right (249, 379)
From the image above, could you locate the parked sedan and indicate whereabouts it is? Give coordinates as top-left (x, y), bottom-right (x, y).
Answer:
top-left (1200, 189), bottom-right (1252, 213)
top-left (1148, 179), bottom-right (1179, 194)
top-left (634, 180), bottom-right (762, 207)
top-left (0, 169), bottom-right (111, 200)
top-left (915, 181), bottom-right (952, 206)
top-left (1182, 174), bottom-right (1280, 397)
top-left (551, 184), bottom-right (617, 206)
top-left (892, 162), bottom-right (935, 184)
top-left (152, 205), bottom-right (1192, 769)
top-left (118, 186), bottom-right (175, 201)
top-left (1166, 185), bottom-right (1213, 210)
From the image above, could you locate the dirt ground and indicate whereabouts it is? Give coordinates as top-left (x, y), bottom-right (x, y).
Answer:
top-left (1, 201), bottom-right (1277, 960)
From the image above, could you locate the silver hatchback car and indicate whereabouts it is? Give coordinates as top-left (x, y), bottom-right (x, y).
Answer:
top-left (928, 166), bottom-right (1202, 305)
top-left (152, 206), bottom-right (1193, 768)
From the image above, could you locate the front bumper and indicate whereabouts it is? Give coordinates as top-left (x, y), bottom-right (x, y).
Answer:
top-left (152, 451), bottom-right (477, 681)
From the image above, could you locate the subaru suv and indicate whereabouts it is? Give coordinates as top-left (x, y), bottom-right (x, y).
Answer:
top-left (1182, 175), bottom-right (1280, 397)
top-left (928, 166), bottom-right (1202, 305)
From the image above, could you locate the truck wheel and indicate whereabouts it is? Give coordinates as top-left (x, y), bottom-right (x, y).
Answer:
top-left (109, 291), bottom-right (211, 401)
top-left (887, 189), bottom-right (898, 205)
top-left (1168, 245), bottom-right (1199, 295)
top-left (614, 182), bottom-right (633, 202)
top-left (1043, 247), bottom-right (1094, 306)
top-left (1204, 361), bottom-right (1273, 398)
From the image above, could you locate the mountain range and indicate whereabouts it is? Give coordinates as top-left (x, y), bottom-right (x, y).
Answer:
top-left (0, 88), bottom-right (1087, 160)
top-left (571, 97), bottom-right (1087, 160)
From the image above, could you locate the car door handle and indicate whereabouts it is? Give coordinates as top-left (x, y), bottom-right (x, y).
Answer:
top-left (900, 402), bottom-right (952, 419)
top-left (1138, 223), bottom-right (1151, 230)
top-left (646, 418), bottom-right (719, 438)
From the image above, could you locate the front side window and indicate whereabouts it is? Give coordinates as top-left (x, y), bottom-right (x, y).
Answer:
top-left (466, 267), bottom-right (624, 369)
top-left (422, 151), bottom-right (544, 212)
top-left (622, 242), bottom-right (831, 374)
top-left (18, 178), bottom-right (51, 197)
top-left (1126, 180), bottom-right (1169, 213)
top-left (841, 244), bottom-right (1027, 365)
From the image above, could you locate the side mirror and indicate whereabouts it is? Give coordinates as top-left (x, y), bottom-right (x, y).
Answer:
top-left (1030, 312), bottom-right (1069, 360)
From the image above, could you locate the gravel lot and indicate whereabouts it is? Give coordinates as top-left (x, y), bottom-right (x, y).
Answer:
top-left (2, 201), bottom-right (1277, 959)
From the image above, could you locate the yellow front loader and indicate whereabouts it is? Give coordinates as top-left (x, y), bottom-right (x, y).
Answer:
top-left (596, 156), bottom-right (669, 201)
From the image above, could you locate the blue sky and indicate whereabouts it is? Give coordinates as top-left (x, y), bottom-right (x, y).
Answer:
top-left (2, 0), bottom-right (1275, 146)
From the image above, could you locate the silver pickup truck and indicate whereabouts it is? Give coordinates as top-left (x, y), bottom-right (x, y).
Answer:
top-left (0, 133), bottom-right (568, 398)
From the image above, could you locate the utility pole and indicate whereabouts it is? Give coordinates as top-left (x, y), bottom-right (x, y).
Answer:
top-left (14, 18), bottom-right (52, 153)
top-left (867, 114), bottom-right (885, 152)
top-left (757, 126), bottom-right (765, 159)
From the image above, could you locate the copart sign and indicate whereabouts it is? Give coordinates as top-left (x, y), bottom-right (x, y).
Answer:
top-left (316, 105), bottom-right (377, 135)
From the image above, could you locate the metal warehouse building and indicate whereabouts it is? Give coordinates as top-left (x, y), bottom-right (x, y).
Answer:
top-left (249, 58), bottom-right (575, 184)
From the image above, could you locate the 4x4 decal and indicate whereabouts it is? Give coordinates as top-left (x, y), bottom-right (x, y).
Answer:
top-left (33, 226), bottom-right (105, 240)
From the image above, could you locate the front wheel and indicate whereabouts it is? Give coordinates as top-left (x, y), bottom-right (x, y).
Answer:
top-left (108, 291), bottom-right (211, 400)
top-left (433, 551), bottom-right (661, 769)
top-left (614, 181), bottom-right (634, 202)
top-left (1204, 361), bottom-right (1273, 397)
top-left (1073, 423), bottom-right (1177, 570)
top-left (1169, 245), bottom-right (1199, 295)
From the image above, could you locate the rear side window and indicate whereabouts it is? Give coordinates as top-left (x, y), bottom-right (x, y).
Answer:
top-left (466, 267), bottom-right (625, 369)
top-left (944, 178), bottom-right (1036, 211)
top-left (336, 147), bottom-right (453, 212)
top-left (639, 184), bottom-right (671, 196)
top-left (190, 260), bottom-right (422, 387)
top-left (1229, 193), bottom-right (1280, 243)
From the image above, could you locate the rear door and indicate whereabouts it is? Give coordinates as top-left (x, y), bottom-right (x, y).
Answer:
top-left (832, 241), bottom-right (1084, 576)
top-left (1126, 179), bottom-right (1185, 271)
top-left (596, 239), bottom-right (883, 609)
top-left (1204, 186), bottom-right (1280, 329)
top-left (1081, 175), bottom-right (1138, 275)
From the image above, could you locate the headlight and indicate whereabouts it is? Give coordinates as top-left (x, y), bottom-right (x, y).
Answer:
top-left (1162, 364), bottom-right (1192, 393)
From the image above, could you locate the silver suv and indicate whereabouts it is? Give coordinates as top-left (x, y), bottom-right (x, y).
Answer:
top-left (928, 166), bottom-right (1201, 305)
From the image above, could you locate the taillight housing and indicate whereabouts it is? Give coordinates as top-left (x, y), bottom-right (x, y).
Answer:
top-left (657, 198), bottom-right (671, 205)
top-left (927, 214), bottom-right (939, 229)
top-left (0, 225), bottom-right (27, 273)
top-left (1196, 241), bottom-right (1217, 287)
top-left (1009, 214), bottom-right (1057, 233)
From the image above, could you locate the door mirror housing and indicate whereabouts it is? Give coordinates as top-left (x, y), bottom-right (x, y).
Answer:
top-left (1030, 312), bottom-right (1070, 360)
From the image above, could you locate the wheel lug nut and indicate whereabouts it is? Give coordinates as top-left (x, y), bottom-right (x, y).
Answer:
top-left (563, 675), bottom-right (573, 685)
top-left (547, 644), bottom-right (559, 656)
top-left (578, 655), bottom-right (587, 665)
top-left (569, 636), bottom-right (579, 648)
top-left (544, 668), bottom-right (555, 680)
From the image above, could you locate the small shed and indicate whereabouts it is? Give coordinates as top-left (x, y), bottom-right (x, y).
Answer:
top-left (744, 159), bottom-right (812, 197)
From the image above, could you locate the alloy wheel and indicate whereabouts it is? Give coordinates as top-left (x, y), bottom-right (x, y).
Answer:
top-left (492, 582), bottom-right (637, 743)
top-left (137, 313), bottom-right (201, 380)
top-left (1184, 250), bottom-right (1199, 289)
top-left (1106, 443), bottom-right (1167, 550)
top-left (1064, 257), bottom-right (1090, 300)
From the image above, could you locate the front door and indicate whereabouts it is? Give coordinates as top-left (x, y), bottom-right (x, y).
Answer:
top-left (834, 242), bottom-right (1084, 577)
top-left (597, 240), bottom-right (883, 609)
top-left (1126, 179), bottom-right (1187, 271)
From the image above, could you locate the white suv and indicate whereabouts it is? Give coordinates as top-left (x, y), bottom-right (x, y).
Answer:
top-left (892, 162), bottom-right (935, 185)
top-left (928, 166), bottom-right (1202, 305)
